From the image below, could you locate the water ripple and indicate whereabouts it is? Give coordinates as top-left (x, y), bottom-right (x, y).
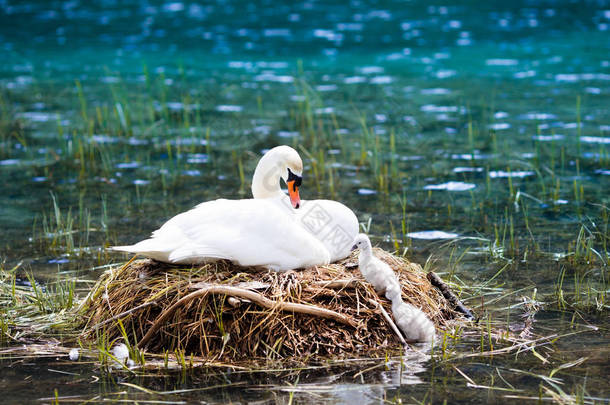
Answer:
top-left (215, 105), bottom-right (243, 112)
top-left (581, 136), bottom-right (610, 144)
top-left (424, 181), bottom-right (476, 191)
top-left (407, 230), bottom-right (459, 239)
top-left (489, 170), bottom-right (534, 178)
top-left (453, 167), bottom-right (484, 173)
top-left (486, 58), bottom-right (519, 66)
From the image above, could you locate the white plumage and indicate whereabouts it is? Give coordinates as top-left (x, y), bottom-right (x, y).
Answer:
top-left (352, 233), bottom-right (436, 344)
top-left (391, 299), bottom-right (436, 344)
top-left (114, 198), bottom-right (331, 271)
top-left (352, 234), bottom-right (400, 297)
top-left (112, 146), bottom-right (334, 271)
top-left (111, 343), bottom-right (130, 363)
top-left (251, 156), bottom-right (359, 263)
top-left (295, 199), bottom-right (359, 263)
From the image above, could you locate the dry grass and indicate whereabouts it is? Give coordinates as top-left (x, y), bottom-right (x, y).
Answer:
top-left (79, 249), bottom-right (462, 363)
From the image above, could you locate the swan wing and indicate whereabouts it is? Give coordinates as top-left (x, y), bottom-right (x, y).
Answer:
top-left (296, 199), bottom-right (359, 262)
top-left (115, 198), bottom-right (330, 271)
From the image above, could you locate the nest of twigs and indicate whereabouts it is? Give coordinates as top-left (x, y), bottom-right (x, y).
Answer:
top-left (80, 249), bottom-right (464, 362)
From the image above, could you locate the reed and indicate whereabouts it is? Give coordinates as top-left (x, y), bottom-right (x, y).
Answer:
top-left (1, 48), bottom-right (610, 405)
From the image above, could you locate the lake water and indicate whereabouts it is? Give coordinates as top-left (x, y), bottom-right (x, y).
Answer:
top-left (0, 0), bottom-right (609, 403)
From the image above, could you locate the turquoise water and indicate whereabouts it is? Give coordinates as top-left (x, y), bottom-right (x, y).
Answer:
top-left (1, 0), bottom-right (609, 403)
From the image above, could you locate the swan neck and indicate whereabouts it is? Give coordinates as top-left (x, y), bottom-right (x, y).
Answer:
top-left (359, 245), bottom-right (373, 261)
top-left (251, 151), bottom-right (283, 199)
top-left (391, 297), bottom-right (404, 312)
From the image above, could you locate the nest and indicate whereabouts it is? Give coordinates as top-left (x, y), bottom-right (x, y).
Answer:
top-left (80, 249), bottom-right (463, 362)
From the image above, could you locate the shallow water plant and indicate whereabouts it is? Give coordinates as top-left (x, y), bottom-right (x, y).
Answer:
top-left (0, 3), bottom-right (609, 401)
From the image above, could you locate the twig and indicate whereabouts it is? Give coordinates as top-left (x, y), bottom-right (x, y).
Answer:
top-left (311, 279), bottom-right (359, 289)
top-left (427, 272), bottom-right (475, 319)
top-left (303, 279), bottom-right (360, 298)
top-left (139, 284), bottom-right (357, 349)
top-left (86, 301), bottom-right (158, 331)
top-left (450, 333), bottom-right (559, 360)
top-left (76, 256), bottom-right (139, 313)
top-left (453, 365), bottom-right (477, 385)
top-left (367, 298), bottom-right (406, 346)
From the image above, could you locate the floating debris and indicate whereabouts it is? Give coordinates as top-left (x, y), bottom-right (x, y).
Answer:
top-left (68, 348), bottom-right (79, 361)
top-left (112, 343), bottom-right (129, 362)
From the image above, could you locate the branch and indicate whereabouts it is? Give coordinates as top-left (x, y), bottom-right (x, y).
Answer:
top-left (427, 272), bottom-right (475, 320)
top-left (311, 278), bottom-right (359, 289)
top-left (87, 301), bottom-right (157, 331)
top-left (138, 284), bottom-right (357, 349)
top-left (367, 298), bottom-right (407, 347)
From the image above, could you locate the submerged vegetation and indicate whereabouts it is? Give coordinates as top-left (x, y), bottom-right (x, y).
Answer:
top-left (1, 0), bottom-right (609, 397)
top-left (1, 65), bottom-right (608, 402)
top-left (5, 71), bottom-right (609, 268)
top-left (6, 67), bottom-right (606, 314)
top-left (0, 261), bottom-right (77, 343)
top-left (0, 247), bottom-right (606, 404)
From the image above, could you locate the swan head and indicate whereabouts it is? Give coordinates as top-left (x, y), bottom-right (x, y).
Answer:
top-left (252, 146), bottom-right (304, 209)
top-left (351, 233), bottom-right (372, 252)
top-left (275, 146), bottom-right (303, 209)
top-left (285, 167), bottom-right (302, 208)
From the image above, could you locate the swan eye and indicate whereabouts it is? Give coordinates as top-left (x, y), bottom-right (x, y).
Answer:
top-left (287, 168), bottom-right (302, 187)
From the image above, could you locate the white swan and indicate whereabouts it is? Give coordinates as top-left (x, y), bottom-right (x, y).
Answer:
top-left (252, 149), bottom-right (359, 262)
top-left (296, 199), bottom-right (359, 262)
top-left (352, 234), bottom-right (436, 344)
top-left (112, 146), bottom-right (331, 271)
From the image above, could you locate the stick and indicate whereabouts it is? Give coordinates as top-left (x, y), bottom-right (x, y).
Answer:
top-left (312, 279), bottom-right (359, 289)
top-left (303, 279), bottom-right (360, 298)
top-left (367, 298), bottom-right (407, 346)
top-left (427, 272), bottom-right (475, 320)
top-left (193, 279), bottom-right (359, 291)
top-left (138, 284), bottom-right (357, 349)
top-left (76, 255), bottom-right (138, 313)
top-left (86, 301), bottom-right (158, 331)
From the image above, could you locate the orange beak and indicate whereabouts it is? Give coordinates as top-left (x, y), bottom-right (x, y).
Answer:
top-left (287, 180), bottom-right (301, 209)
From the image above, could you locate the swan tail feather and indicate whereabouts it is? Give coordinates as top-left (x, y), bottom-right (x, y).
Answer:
top-left (111, 245), bottom-right (136, 253)
top-left (167, 246), bottom-right (228, 264)
top-left (110, 238), bottom-right (178, 262)
top-left (111, 238), bottom-right (169, 254)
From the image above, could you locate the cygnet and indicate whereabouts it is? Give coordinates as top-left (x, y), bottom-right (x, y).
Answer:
top-left (391, 299), bottom-right (436, 344)
top-left (351, 233), bottom-right (400, 298)
top-left (352, 233), bottom-right (436, 344)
